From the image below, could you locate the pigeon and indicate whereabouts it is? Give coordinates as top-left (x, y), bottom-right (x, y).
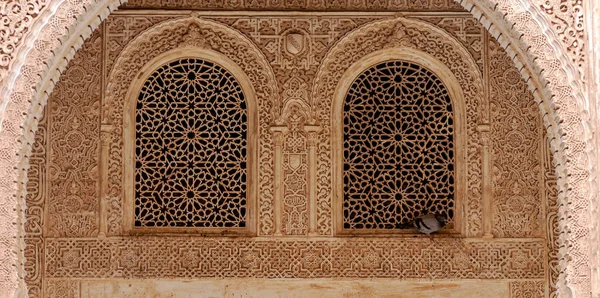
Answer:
top-left (413, 213), bottom-right (446, 234)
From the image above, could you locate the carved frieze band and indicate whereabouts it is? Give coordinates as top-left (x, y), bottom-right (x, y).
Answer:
top-left (46, 238), bottom-right (544, 279)
top-left (122, 0), bottom-right (463, 10)
top-left (509, 280), bottom-right (545, 298)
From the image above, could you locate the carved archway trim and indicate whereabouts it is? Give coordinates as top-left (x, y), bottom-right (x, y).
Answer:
top-left (122, 46), bottom-right (259, 234)
top-left (103, 16), bottom-right (278, 236)
top-left (313, 17), bottom-right (484, 237)
top-left (0, 0), bottom-right (594, 297)
top-left (331, 47), bottom-right (467, 236)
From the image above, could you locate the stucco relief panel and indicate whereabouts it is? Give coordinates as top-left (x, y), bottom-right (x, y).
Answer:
top-left (489, 37), bottom-right (543, 238)
top-left (21, 27), bottom-right (104, 298)
top-left (121, 0), bottom-right (463, 10)
top-left (23, 11), bottom-right (557, 298)
top-left (0, 0), bottom-right (587, 88)
top-left (533, 0), bottom-right (586, 78)
top-left (0, 0), bottom-right (50, 78)
top-left (544, 132), bottom-right (560, 298)
top-left (45, 237), bottom-right (545, 279)
top-left (0, 0), bottom-right (591, 294)
top-left (311, 17), bottom-right (486, 236)
top-left (103, 17), bottom-right (278, 236)
top-left (45, 30), bottom-right (102, 238)
top-left (105, 16), bottom-right (173, 75)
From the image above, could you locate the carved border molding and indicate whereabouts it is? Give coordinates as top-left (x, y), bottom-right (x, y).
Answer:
top-left (479, 1), bottom-right (593, 296)
top-left (44, 237), bottom-right (545, 279)
top-left (0, 1), bottom-right (594, 298)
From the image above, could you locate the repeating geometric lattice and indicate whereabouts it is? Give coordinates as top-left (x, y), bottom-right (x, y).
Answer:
top-left (135, 58), bottom-right (248, 228)
top-left (343, 60), bottom-right (454, 229)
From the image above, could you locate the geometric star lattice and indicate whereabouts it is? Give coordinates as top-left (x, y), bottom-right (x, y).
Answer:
top-left (135, 58), bottom-right (247, 228)
top-left (343, 60), bottom-right (454, 229)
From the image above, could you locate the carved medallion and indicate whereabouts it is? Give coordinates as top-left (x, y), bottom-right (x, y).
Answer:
top-left (285, 32), bottom-right (305, 55)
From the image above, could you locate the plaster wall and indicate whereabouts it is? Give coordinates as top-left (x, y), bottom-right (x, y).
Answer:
top-left (26, 9), bottom-right (553, 298)
top-left (0, 0), bottom-right (597, 297)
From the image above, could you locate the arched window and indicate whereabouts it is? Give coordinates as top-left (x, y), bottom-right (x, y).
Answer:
top-left (129, 55), bottom-right (254, 232)
top-left (342, 60), bottom-right (455, 231)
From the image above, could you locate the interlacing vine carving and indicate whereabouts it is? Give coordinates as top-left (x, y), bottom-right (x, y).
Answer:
top-left (489, 38), bottom-right (543, 238)
top-left (135, 58), bottom-right (248, 228)
top-left (104, 17), bottom-right (278, 235)
top-left (343, 60), bottom-right (454, 229)
top-left (45, 237), bottom-right (545, 279)
top-left (313, 18), bottom-right (484, 236)
top-left (122, 0), bottom-right (463, 10)
top-left (21, 12), bottom-right (563, 298)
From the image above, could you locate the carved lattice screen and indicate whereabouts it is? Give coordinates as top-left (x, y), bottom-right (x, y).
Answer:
top-left (135, 58), bottom-right (248, 228)
top-left (343, 60), bottom-right (454, 229)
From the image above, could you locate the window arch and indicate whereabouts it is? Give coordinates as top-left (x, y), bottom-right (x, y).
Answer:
top-left (124, 48), bottom-right (257, 234)
top-left (333, 48), bottom-right (466, 235)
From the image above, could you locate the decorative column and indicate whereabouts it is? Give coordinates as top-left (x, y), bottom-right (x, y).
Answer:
top-left (480, 30), bottom-right (492, 239)
top-left (478, 124), bottom-right (493, 238)
top-left (270, 126), bottom-right (288, 236)
top-left (304, 125), bottom-right (321, 236)
top-left (98, 124), bottom-right (113, 237)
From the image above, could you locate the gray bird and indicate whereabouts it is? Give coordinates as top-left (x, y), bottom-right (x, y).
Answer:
top-left (413, 213), bottom-right (446, 234)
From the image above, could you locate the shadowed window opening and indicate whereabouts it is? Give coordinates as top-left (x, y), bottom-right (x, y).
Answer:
top-left (343, 60), bottom-right (455, 229)
top-left (135, 58), bottom-right (248, 228)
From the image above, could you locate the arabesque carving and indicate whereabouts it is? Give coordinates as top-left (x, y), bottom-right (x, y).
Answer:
top-left (281, 124), bottom-right (309, 235)
top-left (104, 17), bottom-right (279, 236)
top-left (45, 237), bottom-right (545, 279)
top-left (134, 57), bottom-right (249, 229)
top-left (342, 60), bottom-right (455, 229)
top-left (314, 17), bottom-right (485, 236)
top-left (544, 132), bottom-right (560, 297)
top-left (0, 0), bottom-right (594, 293)
top-left (19, 9), bottom-right (570, 298)
top-left (280, 106), bottom-right (310, 235)
top-left (45, 29), bottom-right (102, 238)
top-left (122, 0), bottom-right (463, 10)
top-left (221, 16), bottom-right (382, 119)
top-left (105, 16), bottom-right (173, 74)
top-left (534, 0), bottom-right (586, 78)
top-left (489, 38), bottom-right (543, 238)
top-left (510, 280), bottom-right (545, 298)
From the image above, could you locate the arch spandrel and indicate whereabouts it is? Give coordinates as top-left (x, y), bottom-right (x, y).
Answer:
top-left (0, 0), bottom-right (596, 297)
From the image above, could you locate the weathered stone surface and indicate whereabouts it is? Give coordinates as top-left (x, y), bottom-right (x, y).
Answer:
top-left (0, 0), bottom-right (596, 297)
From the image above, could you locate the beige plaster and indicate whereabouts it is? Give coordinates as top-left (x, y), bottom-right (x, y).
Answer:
top-left (22, 10), bottom-right (555, 298)
top-left (77, 279), bottom-right (511, 298)
top-left (0, 1), bottom-right (597, 298)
